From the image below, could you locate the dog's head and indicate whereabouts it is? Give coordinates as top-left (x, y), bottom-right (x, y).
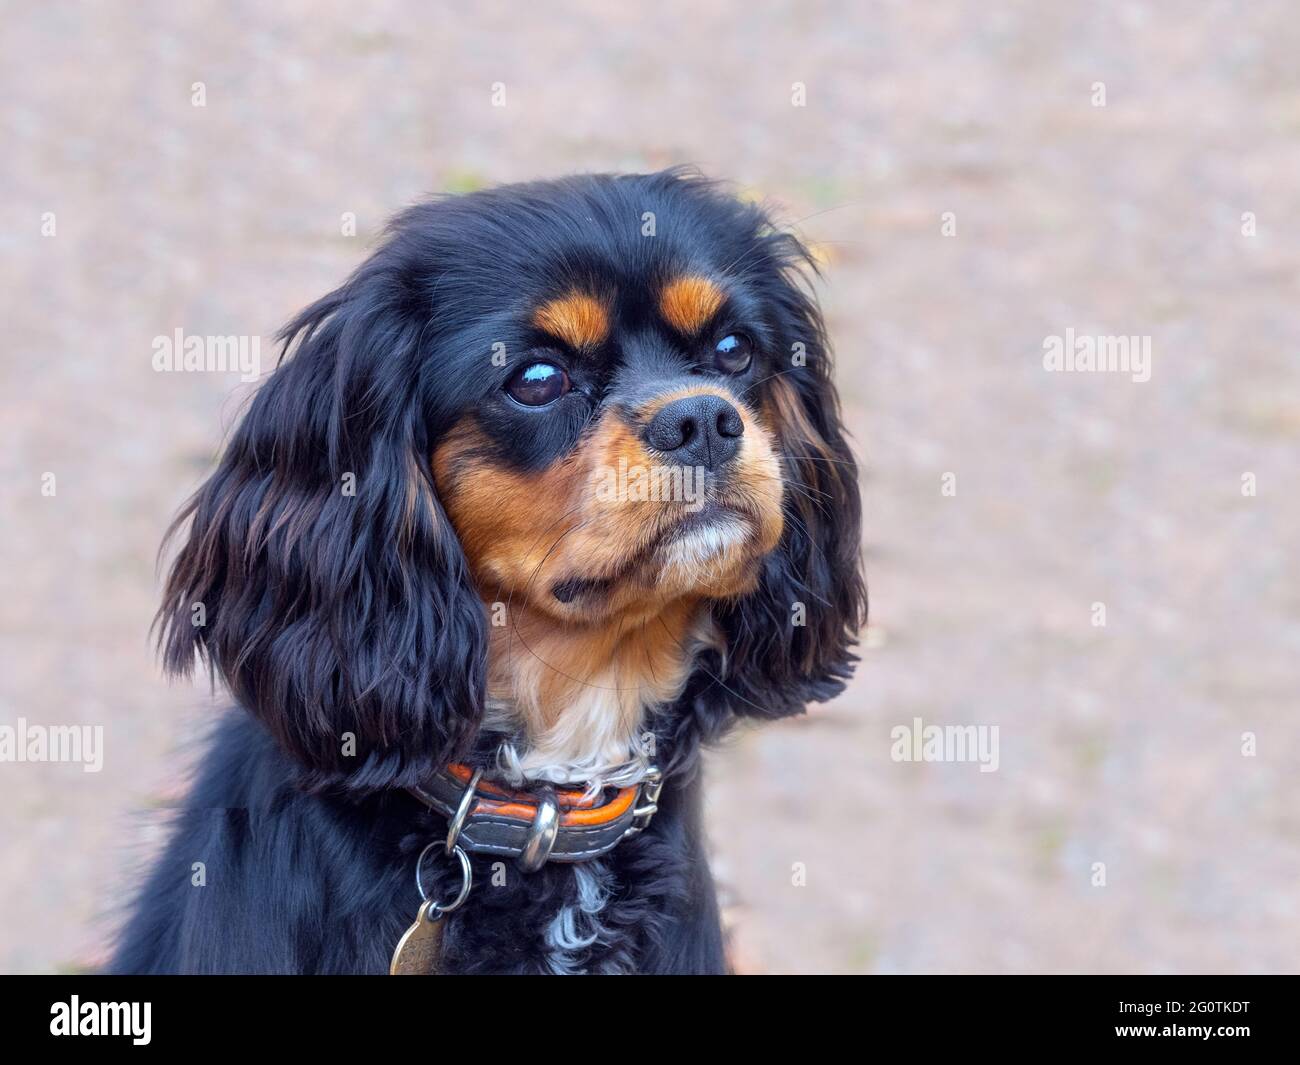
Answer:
top-left (159, 170), bottom-right (865, 791)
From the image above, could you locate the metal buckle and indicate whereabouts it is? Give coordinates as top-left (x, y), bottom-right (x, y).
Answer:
top-left (624, 766), bottom-right (663, 837)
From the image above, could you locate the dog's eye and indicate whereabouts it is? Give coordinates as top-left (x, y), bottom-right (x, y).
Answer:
top-left (714, 333), bottom-right (754, 374)
top-left (505, 362), bottom-right (571, 406)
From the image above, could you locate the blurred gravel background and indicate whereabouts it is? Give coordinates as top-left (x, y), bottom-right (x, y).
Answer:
top-left (2, 1), bottom-right (1298, 974)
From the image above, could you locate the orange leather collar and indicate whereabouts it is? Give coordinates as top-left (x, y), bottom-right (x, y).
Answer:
top-left (444, 763), bottom-right (639, 828)
top-left (410, 762), bottom-right (664, 869)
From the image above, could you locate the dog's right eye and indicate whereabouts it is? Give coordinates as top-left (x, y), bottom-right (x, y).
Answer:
top-left (505, 361), bottom-right (571, 406)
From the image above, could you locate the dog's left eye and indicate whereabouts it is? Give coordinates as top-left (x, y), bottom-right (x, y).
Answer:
top-left (714, 333), bottom-right (754, 374)
top-left (505, 362), bottom-right (571, 406)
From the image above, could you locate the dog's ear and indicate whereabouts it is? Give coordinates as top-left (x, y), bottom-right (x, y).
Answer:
top-left (710, 230), bottom-right (867, 718)
top-left (156, 262), bottom-right (487, 792)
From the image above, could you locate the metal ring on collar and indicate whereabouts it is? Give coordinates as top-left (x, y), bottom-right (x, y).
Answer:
top-left (444, 767), bottom-right (483, 854)
top-left (518, 785), bottom-right (560, 872)
top-left (415, 841), bottom-right (473, 917)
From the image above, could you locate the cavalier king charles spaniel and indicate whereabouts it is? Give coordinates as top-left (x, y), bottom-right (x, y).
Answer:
top-left (112, 169), bottom-right (865, 975)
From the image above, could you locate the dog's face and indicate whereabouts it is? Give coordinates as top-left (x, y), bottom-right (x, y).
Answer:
top-left (158, 171), bottom-right (865, 790)
top-left (432, 270), bottom-right (787, 627)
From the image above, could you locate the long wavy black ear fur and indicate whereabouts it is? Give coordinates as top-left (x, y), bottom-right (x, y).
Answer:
top-left (155, 263), bottom-right (487, 793)
top-left (706, 225), bottom-right (867, 720)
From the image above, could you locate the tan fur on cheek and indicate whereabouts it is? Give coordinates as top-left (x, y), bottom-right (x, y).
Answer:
top-left (565, 416), bottom-right (667, 583)
top-left (432, 421), bottom-right (582, 594)
top-left (432, 414), bottom-right (672, 612)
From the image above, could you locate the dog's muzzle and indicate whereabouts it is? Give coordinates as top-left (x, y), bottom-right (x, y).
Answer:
top-left (409, 763), bottom-right (664, 871)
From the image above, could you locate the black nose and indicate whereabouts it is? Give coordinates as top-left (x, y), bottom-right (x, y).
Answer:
top-left (645, 394), bottom-right (744, 470)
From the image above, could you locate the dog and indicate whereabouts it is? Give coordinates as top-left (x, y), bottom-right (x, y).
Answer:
top-left (110, 169), bottom-right (865, 974)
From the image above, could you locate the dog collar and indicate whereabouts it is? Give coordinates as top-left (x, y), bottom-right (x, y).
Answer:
top-left (408, 762), bottom-right (664, 871)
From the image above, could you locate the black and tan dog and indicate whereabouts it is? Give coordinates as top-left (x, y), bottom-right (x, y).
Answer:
top-left (112, 169), bottom-right (865, 974)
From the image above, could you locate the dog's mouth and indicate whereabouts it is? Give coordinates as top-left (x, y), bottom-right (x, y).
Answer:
top-left (549, 501), bottom-right (759, 608)
top-left (550, 574), bottom-right (615, 605)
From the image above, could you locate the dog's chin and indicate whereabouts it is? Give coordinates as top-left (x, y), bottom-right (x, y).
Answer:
top-left (653, 505), bottom-right (757, 581)
top-left (541, 503), bottom-right (770, 624)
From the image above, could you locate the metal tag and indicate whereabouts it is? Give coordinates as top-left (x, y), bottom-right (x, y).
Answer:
top-left (389, 899), bottom-right (445, 975)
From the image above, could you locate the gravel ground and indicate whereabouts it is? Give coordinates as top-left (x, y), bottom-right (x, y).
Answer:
top-left (2, 1), bottom-right (1298, 974)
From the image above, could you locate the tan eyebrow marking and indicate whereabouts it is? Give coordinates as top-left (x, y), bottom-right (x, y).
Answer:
top-left (659, 276), bottom-right (725, 335)
top-left (532, 292), bottom-right (610, 351)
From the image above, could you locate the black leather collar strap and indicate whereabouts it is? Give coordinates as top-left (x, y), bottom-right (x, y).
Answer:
top-left (409, 763), bottom-right (663, 870)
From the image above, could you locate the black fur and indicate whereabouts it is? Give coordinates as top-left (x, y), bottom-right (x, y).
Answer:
top-left (112, 169), bottom-right (864, 974)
